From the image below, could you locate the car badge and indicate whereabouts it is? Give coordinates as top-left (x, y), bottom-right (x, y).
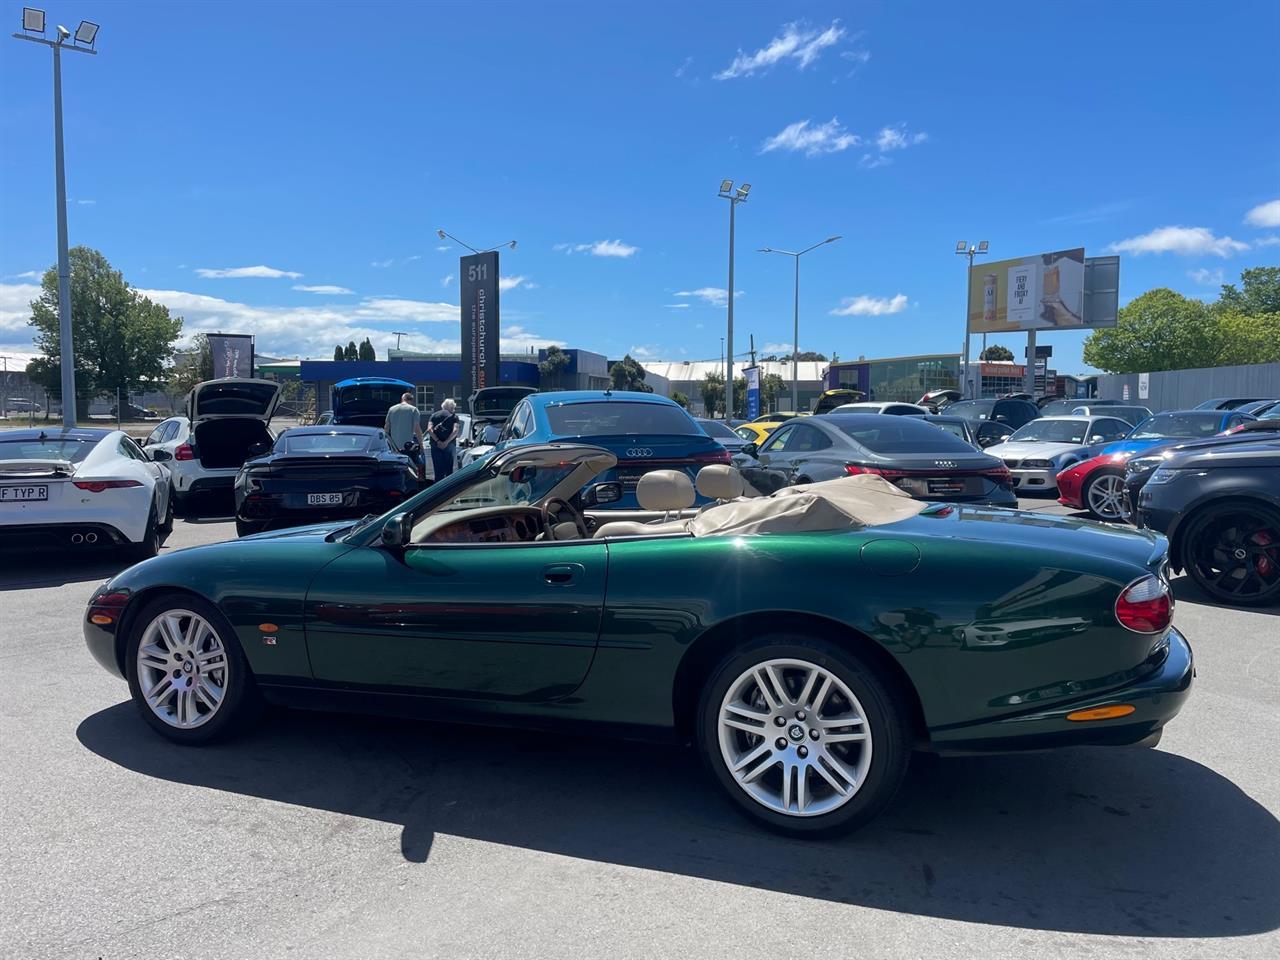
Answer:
top-left (934, 460), bottom-right (957, 468)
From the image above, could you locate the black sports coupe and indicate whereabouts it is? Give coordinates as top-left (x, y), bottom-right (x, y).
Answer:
top-left (234, 426), bottom-right (419, 536)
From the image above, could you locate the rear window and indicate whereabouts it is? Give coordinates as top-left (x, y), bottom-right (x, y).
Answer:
top-left (926, 420), bottom-right (970, 442)
top-left (1130, 412), bottom-right (1230, 439)
top-left (830, 417), bottom-right (977, 454)
top-left (283, 432), bottom-right (378, 454)
top-left (698, 419), bottom-right (739, 439)
top-left (335, 385), bottom-right (405, 413)
top-left (546, 401), bottom-right (698, 436)
top-left (1100, 406), bottom-right (1151, 424)
top-left (0, 438), bottom-right (94, 463)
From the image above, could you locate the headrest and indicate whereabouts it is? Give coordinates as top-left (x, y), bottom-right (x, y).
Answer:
top-left (696, 463), bottom-right (746, 501)
top-left (636, 469), bottom-right (696, 512)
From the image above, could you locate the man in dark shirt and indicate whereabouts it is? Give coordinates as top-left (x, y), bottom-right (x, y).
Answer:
top-left (428, 398), bottom-right (460, 482)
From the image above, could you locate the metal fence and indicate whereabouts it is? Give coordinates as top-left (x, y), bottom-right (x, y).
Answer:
top-left (1096, 362), bottom-right (1280, 412)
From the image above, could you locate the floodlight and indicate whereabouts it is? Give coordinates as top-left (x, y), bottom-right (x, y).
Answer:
top-left (737, 183), bottom-right (751, 196)
top-left (509, 240), bottom-right (517, 250)
top-left (22, 7), bottom-right (45, 32)
top-left (825, 235), bottom-right (842, 244)
top-left (73, 20), bottom-right (98, 44)
top-left (719, 179), bottom-right (733, 194)
top-left (955, 240), bottom-right (968, 253)
top-left (436, 229), bottom-right (447, 240)
top-left (977, 240), bottom-right (989, 252)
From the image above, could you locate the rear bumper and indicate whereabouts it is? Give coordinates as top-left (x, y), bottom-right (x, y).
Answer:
top-left (928, 627), bottom-right (1193, 754)
top-left (0, 522), bottom-right (130, 552)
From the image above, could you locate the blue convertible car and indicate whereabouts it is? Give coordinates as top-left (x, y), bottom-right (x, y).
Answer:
top-left (491, 390), bottom-right (730, 510)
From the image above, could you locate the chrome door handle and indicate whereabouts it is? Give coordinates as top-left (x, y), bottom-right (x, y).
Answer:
top-left (542, 563), bottom-right (583, 585)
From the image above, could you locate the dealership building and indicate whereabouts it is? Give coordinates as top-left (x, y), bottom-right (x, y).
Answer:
top-left (824, 354), bottom-right (1089, 402)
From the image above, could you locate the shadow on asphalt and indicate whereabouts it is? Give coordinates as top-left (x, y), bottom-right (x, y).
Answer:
top-left (1171, 573), bottom-right (1280, 616)
top-left (78, 702), bottom-right (1279, 939)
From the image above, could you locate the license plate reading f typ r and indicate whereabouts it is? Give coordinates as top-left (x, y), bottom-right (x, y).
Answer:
top-left (0, 485), bottom-right (48, 502)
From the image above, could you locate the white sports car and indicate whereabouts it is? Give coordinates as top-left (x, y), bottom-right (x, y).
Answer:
top-left (0, 427), bottom-right (173, 557)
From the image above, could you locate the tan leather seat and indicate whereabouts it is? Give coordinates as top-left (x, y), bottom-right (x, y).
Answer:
top-left (593, 470), bottom-right (695, 538)
top-left (695, 464), bottom-right (746, 501)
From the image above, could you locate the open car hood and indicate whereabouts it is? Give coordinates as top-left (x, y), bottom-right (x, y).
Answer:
top-left (186, 378), bottom-right (282, 423)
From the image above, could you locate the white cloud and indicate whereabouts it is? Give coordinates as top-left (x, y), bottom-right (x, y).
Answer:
top-left (195, 265), bottom-right (303, 279)
top-left (674, 287), bottom-right (743, 307)
top-left (859, 153), bottom-right (891, 169)
top-left (1107, 226), bottom-right (1249, 258)
top-left (370, 258), bottom-right (395, 268)
top-left (1188, 268), bottom-right (1225, 286)
top-left (0, 282), bottom-right (41, 334)
top-left (716, 20), bottom-right (846, 79)
top-left (761, 117), bottom-right (859, 157)
top-left (762, 342), bottom-right (794, 354)
top-left (663, 303), bottom-right (690, 309)
top-left (405, 255), bottom-right (421, 263)
top-left (441, 274), bottom-right (454, 287)
top-left (72, 198), bottom-right (96, 206)
top-left (1244, 199), bottom-right (1280, 228)
top-left (674, 56), bottom-right (693, 79)
top-left (840, 49), bottom-right (871, 65)
top-left (1255, 235), bottom-right (1280, 247)
top-left (6, 270), bottom-right (41, 281)
top-left (435, 245), bottom-right (451, 252)
top-left (293, 284), bottom-right (354, 295)
top-left (830, 293), bottom-right (909, 316)
top-left (875, 125), bottom-right (928, 152)
top-left (553, 239), bottom-right (639, 258)
top-left (499, 275), bottom-right (534, 292)
top-left (629, 345), bottom-right (661, 359)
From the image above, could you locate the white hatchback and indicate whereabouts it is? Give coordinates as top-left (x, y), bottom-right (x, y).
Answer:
top-left (0, 427), bottom-right (173, 556)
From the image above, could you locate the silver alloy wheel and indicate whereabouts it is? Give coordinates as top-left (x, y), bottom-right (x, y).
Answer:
top-left (135, 609), bottom-right (229, 729)
top-left (1087, 473), bottom-right (1127, 520)
top-left (717, 658), bottom-right (873, 818)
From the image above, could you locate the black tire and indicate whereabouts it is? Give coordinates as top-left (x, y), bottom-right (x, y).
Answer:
top-left (124, 592), bottom-right (262, 745)
top-left (1181, 502), bottom-right (1280, 607)
top-left (1082, 468), bottom-right (1126, 522)
top-left (696, 633), bottom-right (911, 838)
top-left (157, 485), bottom-right (175, 534)
top-left (131, 505), bottom-right (160, 560)
top-left (171, 490), bottom-right (189, 515)
top-left (235, 518), bottom-right (265, 538)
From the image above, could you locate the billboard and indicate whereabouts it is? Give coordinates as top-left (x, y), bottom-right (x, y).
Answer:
top-left (459, 251), bottom-right (500, 395)
top-left (744, 366), bottom-right (761, 420)
top-left (207, 333), bottom-right (254, 379)
top-left (968, 248), bottom-right (1088, 334)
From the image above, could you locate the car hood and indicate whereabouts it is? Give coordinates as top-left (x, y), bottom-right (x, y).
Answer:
top-left (985, 440), bottom-right (1084, 460)
top-left (241, 521), bottom-right (352, 542)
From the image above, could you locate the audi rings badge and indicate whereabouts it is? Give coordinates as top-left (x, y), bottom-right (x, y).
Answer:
top-left (625, 448), bottom-right (654, 458)
top-left (933, 460), bottom-right (958, 469)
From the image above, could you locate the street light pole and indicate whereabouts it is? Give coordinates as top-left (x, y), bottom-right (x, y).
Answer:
top-left (13, 12), bottom-right (99, 428)
top-left (435, 229), bottom-right (516, 256)
top-left (718, 181), bottom-right (750, 420)
top-left (954, 240), bottom-right (989, 398)
top-left (759, 236), bottom-right (841, 411)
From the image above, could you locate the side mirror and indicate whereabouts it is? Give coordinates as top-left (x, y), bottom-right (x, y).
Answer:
top-left (1089, 435), bottom-right (1106, 444)
top-left (582, 482), bottom-right (622, 507)
top-left (149, 448), bottom-right (172, 462)
top-left (993, 414), bottom-right (1009, 423)
top-left (381, 513), bottom-right (413, 548)
top-left (247, 441), bottom-right (270, 457)
top-left (742, 441), bottom-right (759, 458)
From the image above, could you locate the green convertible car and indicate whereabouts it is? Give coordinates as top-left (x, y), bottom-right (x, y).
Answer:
top-left (84, 444), bottom-right (1193, 837)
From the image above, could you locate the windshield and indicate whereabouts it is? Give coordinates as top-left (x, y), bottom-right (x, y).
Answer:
top-left (546, 401), bottom-right (698, 436)
top-left (283, 432), bottom-right (378, 454)
top-left (944, 400), bottom-right (996, 420)
top-left (1130, 412), bottom-right (1231, 439)
top-left (698, 419), bottom-right (740, 439)
top-left (1008, 419), bottom-right (1089, 443)
top-left (1039, 399), bottom-right (1085, 416)
top-left (1096, 406), bottom-right (1152, 424)
top-left (0, 438), bottom-right (94, 463)
top-left (433, 461), bottom-right (578, 513)
top-left (831, 417), bottom-right (978, 454)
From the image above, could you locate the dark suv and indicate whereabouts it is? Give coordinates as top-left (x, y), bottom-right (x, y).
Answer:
top-left (1137, 437), bottom-right (1280, 606)
top-left (941, 397), bottom-right (1041, 448)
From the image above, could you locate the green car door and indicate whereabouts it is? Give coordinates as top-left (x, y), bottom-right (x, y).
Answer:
top-left (304, 539), bottom-right (607, 701)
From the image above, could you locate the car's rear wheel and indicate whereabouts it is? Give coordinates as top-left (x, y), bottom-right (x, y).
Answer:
top-left (1182, 503), bottom-right (1280, 606)
top-left (131, 506), bottom-right (160, 560)
top-left (125, 594), bottom-right (261, 744)
top-left (696, 634), bottom-right (910, 837)
top-left (1083, 469), bottom-right (1127, 521)
top-left (158, 485), bottom-right (175, 534)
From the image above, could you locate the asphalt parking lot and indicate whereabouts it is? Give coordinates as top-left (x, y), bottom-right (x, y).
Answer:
top-left (1, 494), bottom-right (1277, 959)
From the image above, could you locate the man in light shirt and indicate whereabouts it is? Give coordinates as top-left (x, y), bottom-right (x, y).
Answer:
top-left (384, 392), bottom-right (424, 480)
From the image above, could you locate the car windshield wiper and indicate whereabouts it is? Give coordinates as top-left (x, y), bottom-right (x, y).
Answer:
top-left (327, 513), bottom-right (377, 542)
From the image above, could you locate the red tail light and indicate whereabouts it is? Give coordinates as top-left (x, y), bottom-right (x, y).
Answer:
top-left (1115, 576), bottom-right (1173, 633)
top-left (690, 448), bottom-right (732, 464)
top-left (982, 465), bottom-right (1013, 485)
top-left (73, 479), bottom-right (144, 493)
top-left (175, 444), bottom-right (195, 461)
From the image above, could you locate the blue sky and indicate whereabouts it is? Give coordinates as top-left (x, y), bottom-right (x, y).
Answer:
top-left (2, 0), bottom-right (1277, 374)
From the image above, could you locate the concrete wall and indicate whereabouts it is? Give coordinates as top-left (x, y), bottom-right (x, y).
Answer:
top-left (1096, 362), bottom-right (1280, 412)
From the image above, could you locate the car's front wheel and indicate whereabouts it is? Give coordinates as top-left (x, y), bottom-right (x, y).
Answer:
top-left (125, 594), bottom-right (261, 744)
top-left (1083, 469), bottom-right (1127, 521)
top-left (697, 634), bottom-right (910, 837)
top-left (1182, 503), bottom-right (1280, 607)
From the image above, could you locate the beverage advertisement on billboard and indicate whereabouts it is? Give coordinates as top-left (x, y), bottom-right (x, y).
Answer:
top-left (968, 248), bottom-right (1086, 333)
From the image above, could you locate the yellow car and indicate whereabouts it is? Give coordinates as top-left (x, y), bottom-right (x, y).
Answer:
top-left (734, 422), bottom-right (778, 445)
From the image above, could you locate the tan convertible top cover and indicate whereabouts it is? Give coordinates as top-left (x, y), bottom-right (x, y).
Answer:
top-left (687, 474), bottom-right (927, 537)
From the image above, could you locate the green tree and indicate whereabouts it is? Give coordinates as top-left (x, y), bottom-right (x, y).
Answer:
top-left (333, 345), bottom-right (344, 362)
top-left (700, 371), bottom-right (725, 417)
top-left (761, 372), bottom-right (786, 410)
top-left (343, 340), bottom-right (359, 361)
top-left (164, 333), bottom-right (214, 410)
top-left (1218, 267), bottom-right (1280, 316)
top-left (26, 247), bottom-right (182, 418)
top-left (671, 390), bottom-right (689, 409)
top-left (779, 350), bottom-right (827, 362)
top-left (1217, 311), bottom-right (1280, 366)
top-left (358, 337), bottom-right (376, 361)
top-left (609, 354), bottom-right (654, 393)
top-left (538, 345), bottom-right (571, 390)
top-left (980, 344), bottom-right (1014, 361)
top-left (732, 376), bottom-right (747, 417)
top-left (1082, 288), bottom-right (1222, 373)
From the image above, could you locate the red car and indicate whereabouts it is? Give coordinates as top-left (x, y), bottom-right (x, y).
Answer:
top-left (1056, 451), bottom-right (1134, 521)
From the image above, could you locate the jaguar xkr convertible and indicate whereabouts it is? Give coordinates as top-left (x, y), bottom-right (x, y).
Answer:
top-left (84, 444), bottom-right (1192, 836)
